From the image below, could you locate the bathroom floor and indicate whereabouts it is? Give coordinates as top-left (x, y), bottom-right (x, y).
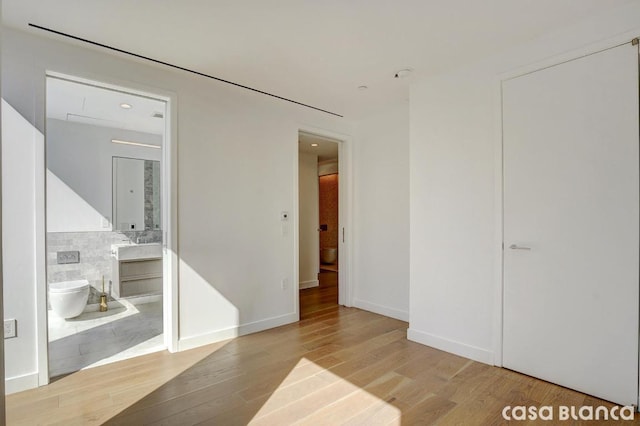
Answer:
top-left (48, 299), bottom-right (163, 378)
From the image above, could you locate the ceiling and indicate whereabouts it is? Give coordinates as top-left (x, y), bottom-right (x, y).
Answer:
top-left (4, 1), bottom-right (634, 119)
top-left (47, 77), bottom-right (166, 135)
top-left (299, 132), bottom-right (339, 162)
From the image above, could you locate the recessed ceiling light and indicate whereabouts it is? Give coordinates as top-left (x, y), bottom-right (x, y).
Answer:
top-left (120, 103), bottom-right (132, 109)
top-left (311, 143), bottom-right (319, 147)
top-left (394, 69), bottom-right (413, 79)
top-left (358, 85), bottom-right (368, 91)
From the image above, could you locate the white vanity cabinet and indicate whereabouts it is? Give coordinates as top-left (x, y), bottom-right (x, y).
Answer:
top-left (111, 244), bottom-right (162, 298)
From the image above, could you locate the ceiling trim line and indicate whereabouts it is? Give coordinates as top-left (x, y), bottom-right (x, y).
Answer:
top-left (28, 23), bottom-right (343, 118)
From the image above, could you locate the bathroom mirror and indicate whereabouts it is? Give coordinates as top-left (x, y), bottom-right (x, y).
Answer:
top-left (112, 157), bottom-right (161, 231)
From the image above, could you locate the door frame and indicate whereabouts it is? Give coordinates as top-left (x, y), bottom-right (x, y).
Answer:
top-left (38, 72), bottom-right (178, 386)
top-left (294, 125), bottom-right (353, 317)
top-left (493, 30), bottom-right (640, 374)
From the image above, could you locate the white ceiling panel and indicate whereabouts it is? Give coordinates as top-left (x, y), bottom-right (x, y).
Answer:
top-left (5, 1), bottom-right (635, 119)
top-left (46, 77), bottom-right (166, 135)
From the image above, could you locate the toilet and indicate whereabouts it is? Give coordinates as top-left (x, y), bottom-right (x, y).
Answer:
top-left (320, 247), bottom-right (337, 264)
top-left (49, 280), bottom-right (90, 319)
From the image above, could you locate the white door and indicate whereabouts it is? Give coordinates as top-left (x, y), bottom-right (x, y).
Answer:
top-left (503, 43), bottom-right (639, 405)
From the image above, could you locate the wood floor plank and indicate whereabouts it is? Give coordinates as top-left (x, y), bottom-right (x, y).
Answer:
top-left (296, 372), bottom-right (408, 426)
top-left (7, 271), bottom-right (638, 425)
top-left (400, 394), bottom-right (457, 424)
top-left (144, 393), bottom-right (248, 426)
top-left (436, 393), bottom-right (506, 426)
top-left (248, 374), bottom-right (359, 425)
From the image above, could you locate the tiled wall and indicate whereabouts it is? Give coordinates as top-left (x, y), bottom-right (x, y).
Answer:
top-left (319, 173), bottom-right (339, 250)
top-left (144, 160), bottom-right (161, 230)
top-left (47, 230), bottom-right (162, 304)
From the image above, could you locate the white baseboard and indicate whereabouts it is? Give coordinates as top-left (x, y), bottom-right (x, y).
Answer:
top-left (5, 372), bottom-right (39, 394)
top-left (407, 328), bottom-right (493, 365)
top-left (177, 326), bottom-right (238, 351)
top-left (353, 298), bottom-right (409, 322)
top-left (299, 280), bottom-right (319, 289)
top-left (238, 312), bottom-right (297, 335)
top-left (177, 312), bottom-right (298, 352)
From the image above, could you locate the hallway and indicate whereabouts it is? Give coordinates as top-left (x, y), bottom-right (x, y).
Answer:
top-left (300, 271), bottom-right (338, 320)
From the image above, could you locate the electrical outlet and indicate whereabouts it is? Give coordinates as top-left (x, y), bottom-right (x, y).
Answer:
top-left (4, 319), bottom-right (16, 339)
top-left (281, 278), bottom-right (288, 291)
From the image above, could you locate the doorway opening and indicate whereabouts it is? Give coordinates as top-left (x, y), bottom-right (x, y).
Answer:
top-left (43, 75), bottom-right (171, 380)
top-left (298, 132), bottom-right (340, 319)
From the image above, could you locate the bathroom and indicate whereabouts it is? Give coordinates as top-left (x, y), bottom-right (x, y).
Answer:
top-left (46, 77), bottom-right (166, 378)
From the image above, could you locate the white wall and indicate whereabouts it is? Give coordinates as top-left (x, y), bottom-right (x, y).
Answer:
top-left (298, 151), bottom-right (319, 289)
top-left (353, 101), bottom-right (409, 321)
top-left (1, 100), bottom-right (40, 392)
top-left (408, 2), bottom-right (640, 364)
top-left (2, 27), bottom-right (354, 386)
top-left (47, 118), bottom-right (161, 232)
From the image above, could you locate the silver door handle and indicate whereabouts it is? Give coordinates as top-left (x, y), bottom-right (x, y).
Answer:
top-left (509, 244), bottom-right (531, 250)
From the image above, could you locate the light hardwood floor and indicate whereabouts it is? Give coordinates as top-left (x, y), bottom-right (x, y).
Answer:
top-left (6, 275), bottom-right (634, 425)
top-left (300, 271), bottom-right (339, 320)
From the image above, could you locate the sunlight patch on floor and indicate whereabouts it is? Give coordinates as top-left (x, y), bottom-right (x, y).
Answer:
top-left (48, 298), bottom-right (143, 342)
top-left (250, 358), bottom-right (402, 425)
